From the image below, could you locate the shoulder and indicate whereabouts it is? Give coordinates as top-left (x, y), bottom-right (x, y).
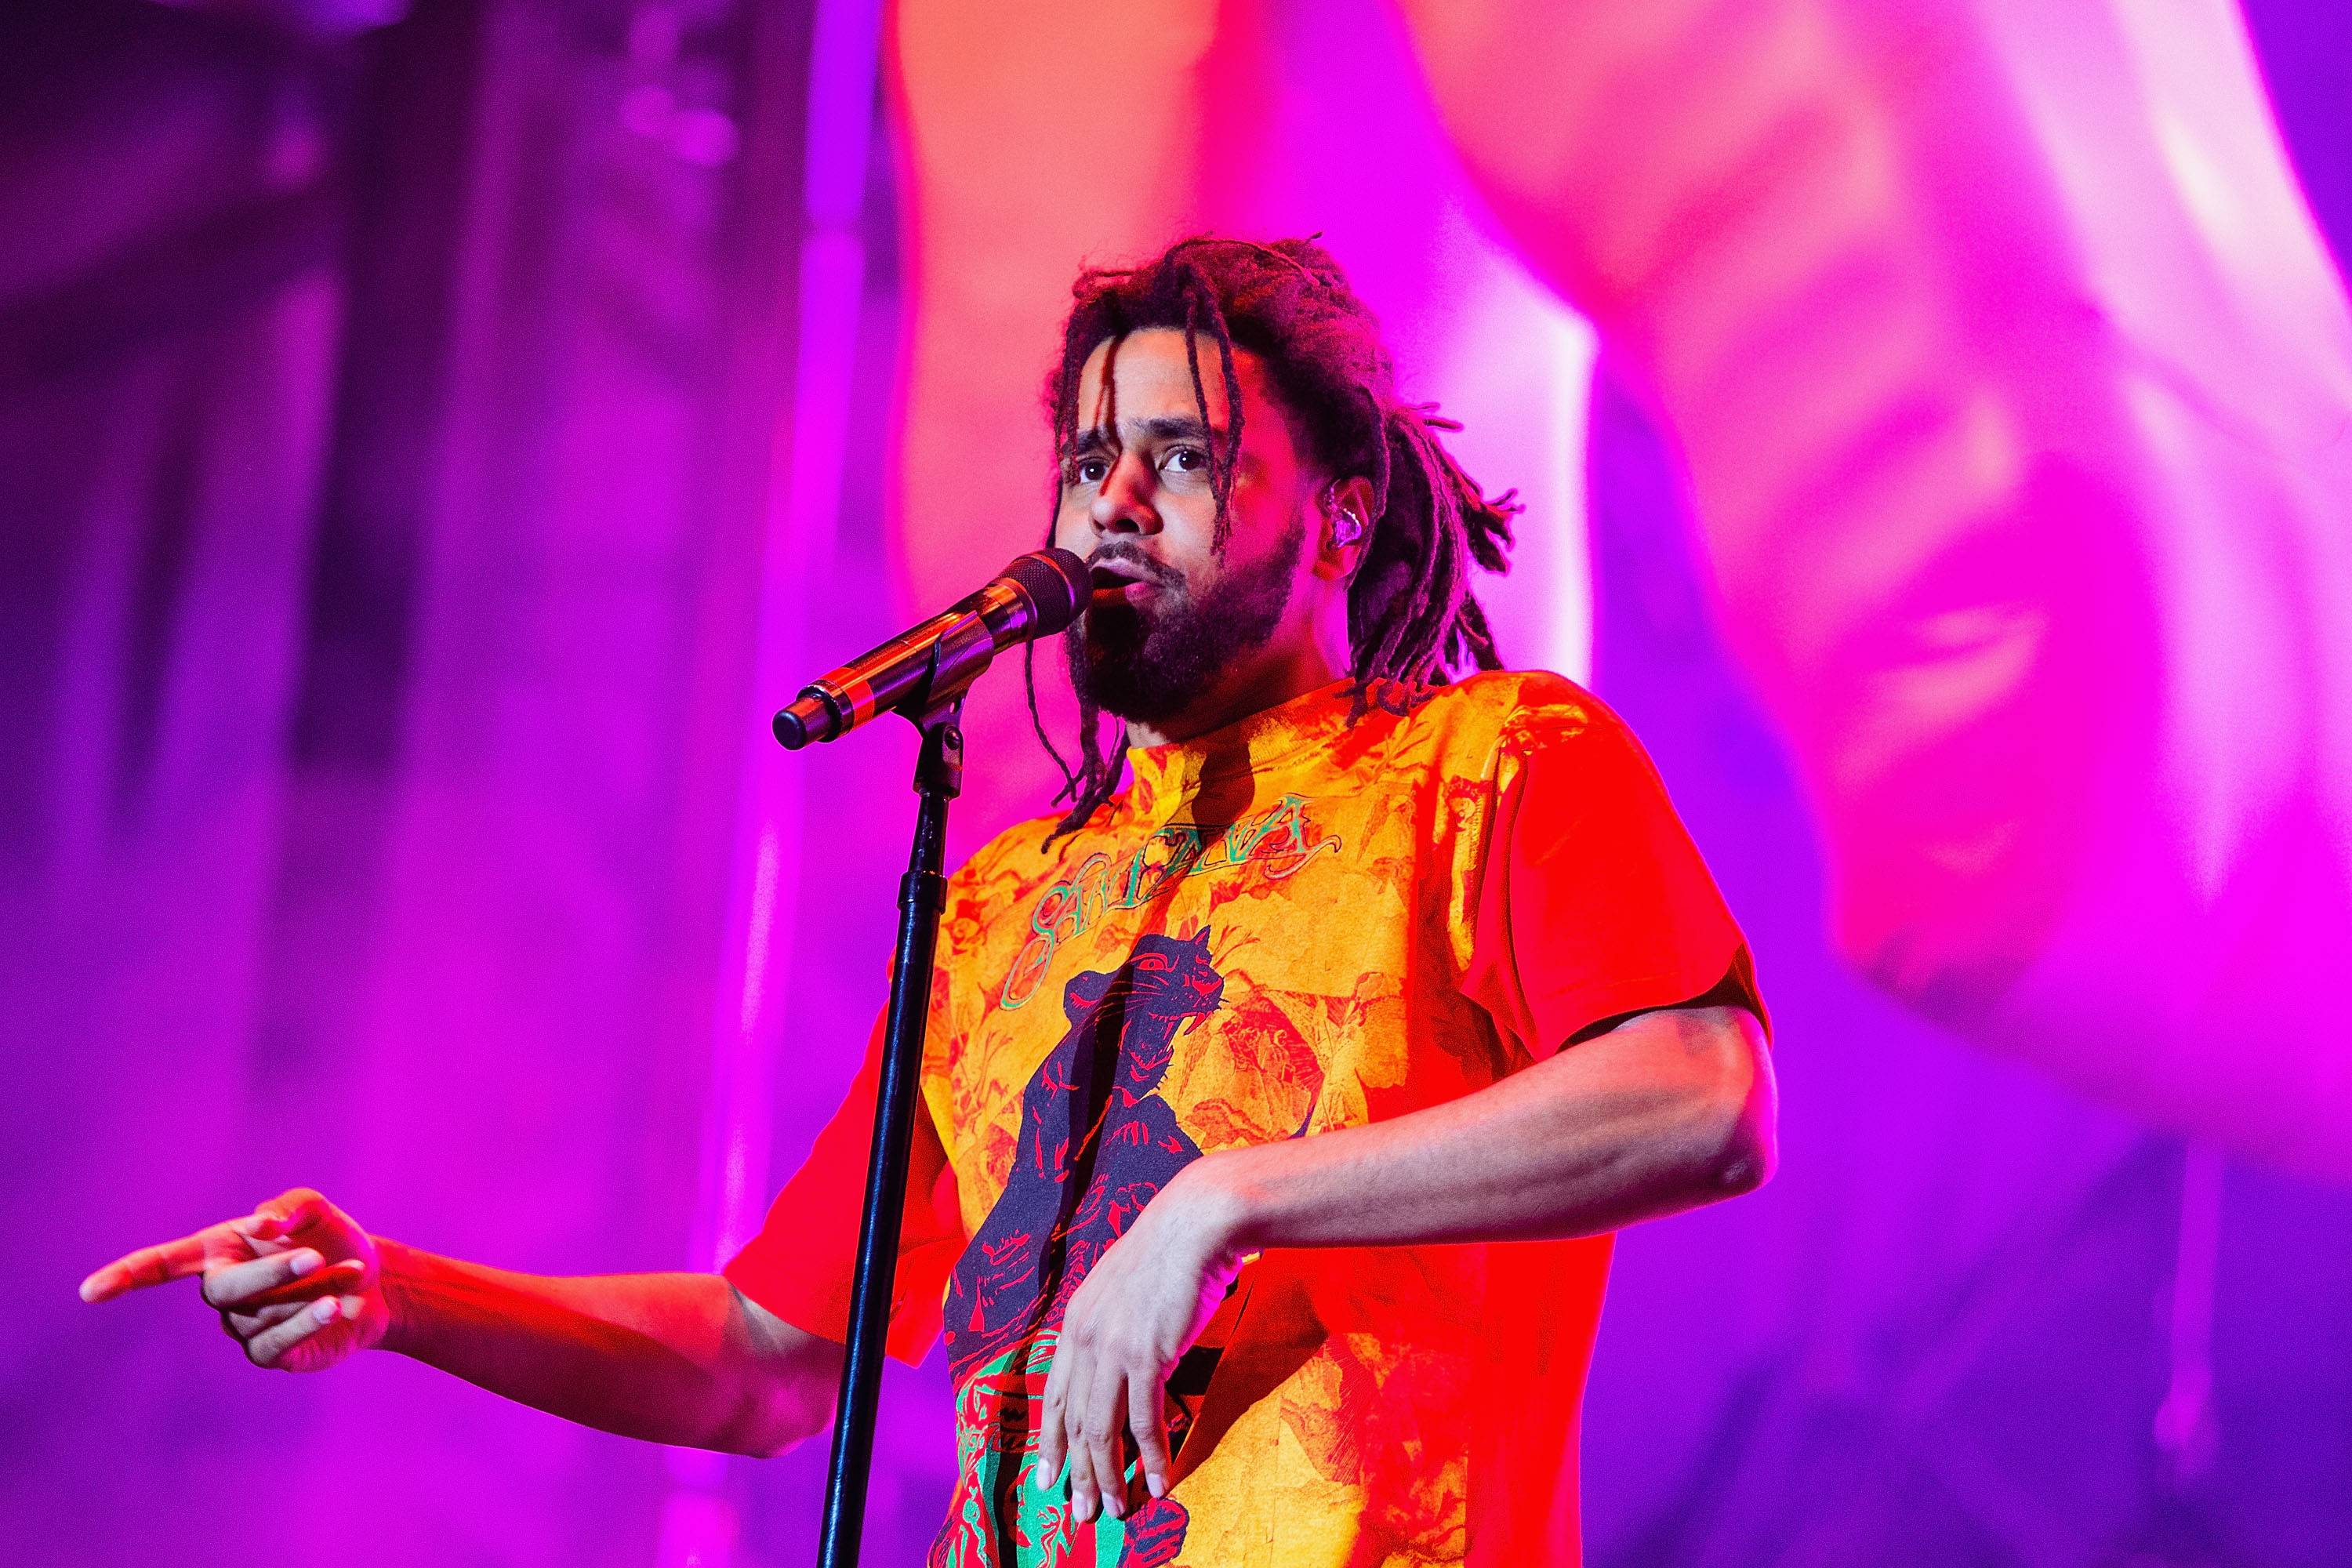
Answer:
top-left (1391, 669), bottom-right (1635, 777)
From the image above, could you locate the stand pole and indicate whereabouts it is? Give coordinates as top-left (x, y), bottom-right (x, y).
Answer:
top-left (815, 695), bottom-right (965, 1568)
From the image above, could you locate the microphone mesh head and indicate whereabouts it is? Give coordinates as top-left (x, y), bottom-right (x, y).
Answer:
top-left (1004, 547), bottom-right (1091, 636)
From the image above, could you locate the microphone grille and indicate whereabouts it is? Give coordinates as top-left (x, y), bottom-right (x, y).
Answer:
top-left (1003, 547), bottom-right (1091, 635)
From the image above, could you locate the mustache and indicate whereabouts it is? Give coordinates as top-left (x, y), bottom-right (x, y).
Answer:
top-left (1087, 542), bottom-right (1181, 590)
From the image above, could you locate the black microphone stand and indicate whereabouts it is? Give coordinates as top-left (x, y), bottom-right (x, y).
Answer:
top-left (809, 659), bottom-right (968, 1568)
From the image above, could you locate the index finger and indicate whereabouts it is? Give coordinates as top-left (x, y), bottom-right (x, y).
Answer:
top-left (78, 1228), bottom-right (225, 1304)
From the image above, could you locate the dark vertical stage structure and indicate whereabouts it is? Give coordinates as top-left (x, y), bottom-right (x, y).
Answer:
top-left (264, 0), bottom-right (485, 1090)
top-left (2, 0), bottom-right (829, 1561)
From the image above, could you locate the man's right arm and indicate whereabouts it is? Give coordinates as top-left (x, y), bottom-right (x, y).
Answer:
top-left (376, 1242), bottom-right (842, 1457)
top-left (80, 1189), bottom-right (844, 1458)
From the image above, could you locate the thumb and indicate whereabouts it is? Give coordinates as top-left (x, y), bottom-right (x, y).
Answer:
top-left (241, 1189), bottom-right (330, 1242)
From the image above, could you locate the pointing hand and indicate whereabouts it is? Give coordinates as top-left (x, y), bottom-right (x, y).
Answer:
top-left (81, 1188), bottom-right (389, 1372)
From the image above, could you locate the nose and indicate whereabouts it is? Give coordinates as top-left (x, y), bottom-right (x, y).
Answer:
top-left (1091, 450), bottom-right (1161, 536)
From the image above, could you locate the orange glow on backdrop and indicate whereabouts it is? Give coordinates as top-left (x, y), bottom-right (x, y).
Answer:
top-left (888, 0), bottom-right (2352, 1180)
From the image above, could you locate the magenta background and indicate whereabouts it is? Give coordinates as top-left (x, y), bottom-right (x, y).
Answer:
top-left (3, 3), bottom-right (2349, 1566)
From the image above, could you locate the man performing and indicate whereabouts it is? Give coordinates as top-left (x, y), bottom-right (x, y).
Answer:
top-left (82, 236), bottom-right (1776, 1566)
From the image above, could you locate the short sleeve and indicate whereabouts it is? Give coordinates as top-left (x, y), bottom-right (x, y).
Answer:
top-left (1460, 699), bottom-right (1765, 1062)
top-left (723, 1010), bottom-right (964, 1365)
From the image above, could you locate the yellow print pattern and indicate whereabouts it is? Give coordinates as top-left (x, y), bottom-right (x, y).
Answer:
top-left (996, 793), bottom-right (1341, 1010)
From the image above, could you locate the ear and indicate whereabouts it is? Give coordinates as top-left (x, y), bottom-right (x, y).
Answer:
top-left (1312, 474), bottom-right (1377, 583)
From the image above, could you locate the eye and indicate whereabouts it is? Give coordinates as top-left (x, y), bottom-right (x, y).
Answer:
top-left (1160, 445), bottom-right (1210, 476)
top-left (1067, 455), bottom-right (1110, 488)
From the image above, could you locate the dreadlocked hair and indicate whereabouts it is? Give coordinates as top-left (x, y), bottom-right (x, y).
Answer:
top-left (1027, 234), bottom-right (1522, 846)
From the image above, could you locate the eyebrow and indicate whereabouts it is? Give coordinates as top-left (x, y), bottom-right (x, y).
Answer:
top-left (1062, 413), bottom-right (1226, 459)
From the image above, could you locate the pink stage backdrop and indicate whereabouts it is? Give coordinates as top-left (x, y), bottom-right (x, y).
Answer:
top-left (888, 0), bottom-right (2352, 1182)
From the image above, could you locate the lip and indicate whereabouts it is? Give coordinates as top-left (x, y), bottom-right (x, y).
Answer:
top-left (1089, 579), bottom-right (1160, 607)
top-left (1087, 558), bottom-right (1166, 605)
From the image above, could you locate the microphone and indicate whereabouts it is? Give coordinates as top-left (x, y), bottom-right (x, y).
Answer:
top-left (773, 547), bottom-right (1091, 749)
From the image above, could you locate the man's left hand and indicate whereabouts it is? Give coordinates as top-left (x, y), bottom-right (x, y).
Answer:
top-left (1033, 1159), bottom-right (1247, 1524)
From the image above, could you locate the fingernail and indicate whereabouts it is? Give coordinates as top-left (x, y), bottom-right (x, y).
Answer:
top-left (1148, 1473), bottom-right (1167, 1499)
top-left (311, 1296), bottom-right (340, 1324)
top-left (287, 1250), bottom-right (323, 1276)
top-left (1073, 1494), bottom-right (1096, 1524)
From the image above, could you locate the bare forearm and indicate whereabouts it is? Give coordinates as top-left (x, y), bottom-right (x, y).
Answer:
top-left (1197, 1004), bottom-right (1775, 1255)
top-left (376, 1240), bottom-right (837, 1456)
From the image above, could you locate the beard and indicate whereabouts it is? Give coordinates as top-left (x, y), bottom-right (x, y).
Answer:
top-left (1067, 508), bottom-right (1307, 724)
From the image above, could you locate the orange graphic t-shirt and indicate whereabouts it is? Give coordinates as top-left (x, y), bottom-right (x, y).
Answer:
top-left (728, 671), bottom-right (1762, 1567)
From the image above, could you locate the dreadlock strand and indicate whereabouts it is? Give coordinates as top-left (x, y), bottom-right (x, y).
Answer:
top-left (1178, 292), bottom-right (1219, 539)
top-left (1456, 594), bottom-right (1503, 672)
top-left (1363, 387), bottom-right (1395, 521)
top-left (1381, 412), bottom-right (1449, 677)
top-left (1203, 292), bottom-right (1247, 544)
top-left (1171, 261), bottom-right (1247, 552)
top-left (1022, 640), bottom-right (1079, 804)
top-left (1385, 412), bottom-right (1473, 685)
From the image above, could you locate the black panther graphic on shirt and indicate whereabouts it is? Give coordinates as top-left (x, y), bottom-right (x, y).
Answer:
top-left (932, 928), bottom-right (1225, 1567)
top-left (942, 927), bottom-right (1225, 1386)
